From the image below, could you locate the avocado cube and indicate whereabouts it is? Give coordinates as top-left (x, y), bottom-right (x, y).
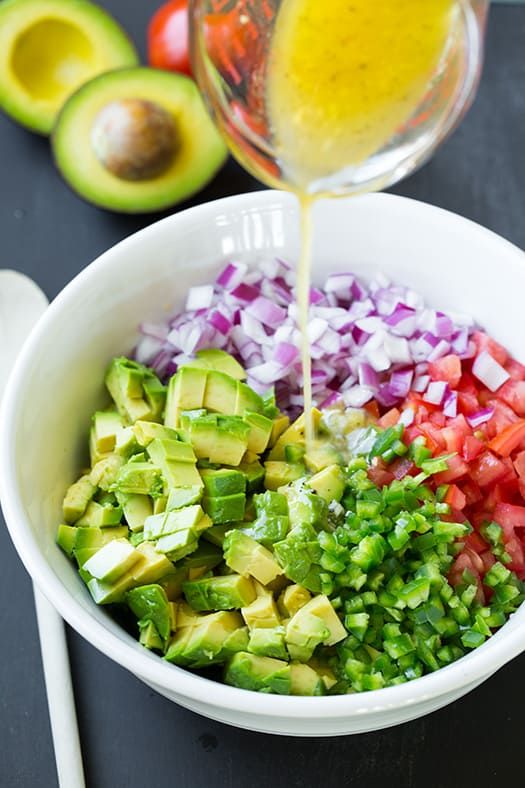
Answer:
top-left (268, 413), bottom-right (290, 449)
top-left (278, 584), bottom-right (312, 618)
top-left (234, 381), bottom-right (264, 416)
top-left (177, 600), bottom-right (202, 628)
top-left (158, 567), bottom-right (189, 601)
top-left (133, 420), bottom-right (179, 447)
top-left (105, 358), bottom-right (151, 424)
top-left (203, 370), bottom-right (238, 414)
top-left (223, 530), bottom-right (283, 586)
top-left (241, 592), bottom-right (281, 630)
top-left (114, 461), bottom-right (164, 497)
top-left (132, 542), bottom-right (175, 585)
top-left (285, 611), bottom-right (329, 662)
top-left (116, 493), bottom-right (153, 532)
top-left (288, 595), bottom-right (347, 648)
top-left (153, 495), bottom-right (167, 515)
top-left (200, 468), bottom-right (246, 497)
top-left (289, 663), bottom-right (326, 696)
top-left (202, 524), bottom-right (232, 547)
top-left (90, 454), bottom-right (124, 491)
top-left (216, 625), bottom-right (250, 659)
top-left (273, 527), bottom-right (323, 593)
top-left (224, 652), bottom-right (291, 694)
top-left (235, 460), bottom-right (265, 492)
top-left (244, 411), bottom-right (273, 454)
top-left (304, 444), bottom-right (342, 473)
top-left (165, 367), bottom-right (209, 428)
top-left (74, 525), bottom-right (128, 552)
top-left (254, 491), bottom-right (289, 517)
top-left (181, 542), bottom-right (223, 573)
top-left (142, 376), bottom-right (167, 421)
top-left (155, 529), bottom-right (199, 562)
top-left (87, 572), bottom-right (138, 605)
top-left (56, 524), bottom-right (77, 557)
top-left (284, 444), bottom-right (306, 463)
top-left (189, 415), bottom-right (249, 466)
top-left (166, 610), bottom-right (244, 668)
top-left (83, 539), bottom-right (140, 583)
top-left (183, 574), bottom-right (256, 612)
top-left (62, 474), bottom-right (96, 524)
top-left (144, 505), bottom-right (206, 540)
top-left (268, 409), bottom-right (322, 460)
top-left (264, 462), bottom-right (305, 491)
top-left (284, 486), bottom-right (327, 530)
top-left (240, 516), bottom-right (289, 546)
top-left (92, 410), bottom-right (124, 454)
top-left (138, 620), bottom-right (164, 651)
top-left (126, 583), bottom-right (171, 641)
top-left (75, 500), bottom-right (123, 527)
top-left (190, 349), bottom-right (246, 380)
top-left (166, 485), bottom-right (203, 510)
top-left (307, 464), bottom-right (346, 502)
top-left (248, 626), bottom-right (288, 660)
top-left (202, 493), bottom-right (246, 524)
top-left (147, 438), bottom-right (196, 464)
top-left (308, 658), bottom-right (338, 691)
top-left (179, 409), bottom-right (208, 430)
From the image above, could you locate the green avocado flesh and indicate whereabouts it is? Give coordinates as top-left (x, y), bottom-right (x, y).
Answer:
top-left (57, 348), bottom-right (524, 696)
top-left (52, 67), bottom-right (227, 213)
top-left (0, 0), bottom-right (138, 134)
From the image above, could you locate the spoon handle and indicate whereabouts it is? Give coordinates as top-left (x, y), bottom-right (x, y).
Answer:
top-left (33, 587), bottom-right (86, 788)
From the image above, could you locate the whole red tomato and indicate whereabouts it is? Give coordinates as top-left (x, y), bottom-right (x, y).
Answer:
top-left (148, 0), bottom-right (192, 77)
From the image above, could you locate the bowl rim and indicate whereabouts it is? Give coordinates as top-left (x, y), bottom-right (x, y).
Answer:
top-left (2, 189), bottom-right (525, 720)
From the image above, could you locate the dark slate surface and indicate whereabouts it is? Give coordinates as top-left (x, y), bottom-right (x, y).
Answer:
top-left (1, 4), bottom-right (524, 787)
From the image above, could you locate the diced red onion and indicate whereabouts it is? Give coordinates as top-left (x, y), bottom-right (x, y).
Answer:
top-left (230, 283), bottom-right (260, 302)
top-left (273, 342), bottom-right (299, 367)
top-left (466, 407), bottom-right (495, 428)
top-left (208, 309), bottom-right (232, 335)
top-left (424, 380), bottom-right (448, 405)
top-left (358, 362), bottom-right (380, 390)
top-left (186, 284), bottom-right (214, 311)
top-left (216, 262), bottom-right (248, 289)
top-left (376, 384), bottom-right (400, 408)
top-left (246, 296), bottom-right (287, 328)
top-left (427, 339), bottom-right (451, 362)
top-left (389, 369), bottom-right (413, 398)
top-left (343, 385), bottom-right (374, 407)
top-left (413, 374), bottom-right (430, 393)
top-left (443, 390), bottom-right (458, 418)
top-left (472, 350), bottom-right (510, 392)
top-left (399, 408), bottom-right (415, 427)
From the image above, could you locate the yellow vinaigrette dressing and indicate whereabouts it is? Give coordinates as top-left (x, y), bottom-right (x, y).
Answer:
top-left (266, 0), bottom-right (456, 447)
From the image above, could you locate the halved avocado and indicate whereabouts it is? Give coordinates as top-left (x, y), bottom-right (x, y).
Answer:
top-left (52, 67), bottom-right (228, 213)
top-left (0, 0), bottom-right (138, 134)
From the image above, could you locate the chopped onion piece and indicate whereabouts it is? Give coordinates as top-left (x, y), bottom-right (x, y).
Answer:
top-left (466, 407), bottom-right (495, 428)
top-left (424, 380), bottom-right (448, 405)
top-left (186, 284), bottom-right (214, 311)
top-left (472, 350), bottom-right (510, 392)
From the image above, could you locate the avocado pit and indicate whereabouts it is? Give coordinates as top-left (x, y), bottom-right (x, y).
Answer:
top-left (91, 98), bottom-right (179, 181)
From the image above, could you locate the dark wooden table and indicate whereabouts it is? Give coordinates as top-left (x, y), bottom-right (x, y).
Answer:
top-left (1, 3), bottom-right (524, 786)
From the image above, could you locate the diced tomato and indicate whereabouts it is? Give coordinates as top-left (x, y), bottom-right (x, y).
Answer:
top-left (497, 381), bottom-right (525, 416)
top-left (502, 536), bottom-right (525, 578)
top-left (457, 391), bottom-right (481, 416)
top-left (486, 399), bottom-right (520, 439)
top-left (428, 354), bottom-right (462, 388)
top-left (419, 422), bottom-right (446, 453)
top-left (505, 359), bottom-right (525, 381)
top-left (429, 411), bottom-right (447, 428)
top-left (458, 371), bottom-right (480, 397)
top-left (462, 435), bottom-right (485, 462)
top-left (378, 408), bottom-right (400, 429)
top-left (462, 479), bottom-right (483, 505)
top-left (444, 484), bottom-right (467, 510)
top-left (441, 427), bottom-right (463, 453)
top-left (367, 461), bottom-right (394, 488)
top-left (493, 502), bottom-right (525, 532)
top-left (488, 419), bottom-right (525, 457)
top-left (364, 399), bottom-right (380, 420)
top-left (405, 425), bottom-right (423, 444)
top-left (434, 454), bottom-right (469, 484)
top-left (480, 550), bottom-right (496, 573)
top-left (464, 531), bottom-right (488, 554)
top-left (469, 451), bottom-right (508, 487)
top-left (449, 550), bottom-right (485, 603)
top-left (472, 330), bottom-right (508, 366)
top-left (513, 449), bottom-right (525, 480)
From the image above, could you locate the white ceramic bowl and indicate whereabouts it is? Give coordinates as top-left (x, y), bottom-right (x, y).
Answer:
top-left (2, 191), bottom-right (525, 736)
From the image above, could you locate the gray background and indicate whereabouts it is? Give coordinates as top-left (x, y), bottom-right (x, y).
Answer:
top-left (1, 3), bottom-right (524, 787)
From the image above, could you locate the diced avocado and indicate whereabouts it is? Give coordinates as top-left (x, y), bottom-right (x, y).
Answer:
top-left (146, 437), bottom-right (202, 489)
top-left (241, 592), bottom-right (281, 630)
top-left (126, 583), bottom-right (171, 641)
top-left (308, 658), bottom-right (338, 691)
top-left (181, 542), bottom-right (223, 572)
top-left (262, 388), bottom-right (279, 420)
top-left (166, 485), bottom-right (203, 510)
top-left (189, 414), bottom-right (249, 466)
top-left (248, 626), bottom-right (288, 660)
top-left (273, 524), bottom-right (324, 593)
top-left (88, 571), bottom-right (138, 605)
top-left (235, 460), bottom-right (265, 493)
top-left (153, 496), bottom-right (167, 515)
top-left (133, 420), bottom-right (179, 447)
top-left (75, 500), bottom-right (123, 527)
top-left (189, 349), bottom-right (246, 380)
top-left (56, 524), bottom-right (77, 557)
top-left (83, 539), bottom-right (141, 583)
top-left (116, 493), bottom-right (153, 532)
top-left (255, 490), bottom-right (288, 516)
top-left (115, 426), bottom-right (140, 459)
top-left (278, 584), bottom-right (312, 618)
top-left (203, 370), bottom-right (238, 414)
top-left (132, 542), bottom-right (175, 585)
top-left (224, 531), bottom-right (283, 586)
top-left (304, 443), bottom-right (342, 473)
top-left (114, 461), bottom-right (164, 497)
top-left (165, 367), bottom-right (208, 428)
top-left (139, 620), bottom-right (164, 651)
top-left (129, 532), bottom-right (145, 548)
top-left (289, 663), bottom-right (326, 696)
top-left (90, 454), bottom-right (124, 491)
top-left (74, 525), bottom-right (128, 552)
top-left (282, 484), bottom-right (327, 530)
top-left (183, 574), bottom-right (256, 611)
top-left (92, 410), bottom-right (124, 454)
top-left (240, 516), bottom-right (289, 546)
top-left (268, 409), bottom-right (322, 460)
top-left (264, 462), bottom-right (305, 491)
top-left (158, 566), bottom-right (189, 600)
top-left (307, 464), bottom-right (346, 502)
top-left (155, 529), bottom-right (199, 562)
top-left (288, 595), bottom-right (347, 652)
top-left (179, 409), bottom-right (208, 430)
top-left (144, 505), bottom-right (206, 540)
top-left (129, 452), bottom-right (146, 463)
top-left (244, 411), bottom-right (273, 454)
top-left (169, 602), bottom-right (178, 632)
top-left (202, 524), bottom-right (233, 547)
top-left (285, 611), bottom-right (329, 662)
top-left (177, 600), bottom-right (202, 628)
top-left (165, 610), bottom-right (243, 668)
top-left (284, 444), bottom-right (306, 463)
top-left (202, 493), bottom-right (246, 524)
top-left (235, 381), bottom-right (264, 416)
top-left (63, 474), bottom-right (96, 524)
top-left (200, 468), bottom-right (246, 497)
top-left (106, 358), bottom-right (165, 424)
top-left (224, 652), bottom-right (291, 694)
top-left (218, 625), bottom-right (250, 659)
top-left (268, 413), bottom-right (290, 448)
